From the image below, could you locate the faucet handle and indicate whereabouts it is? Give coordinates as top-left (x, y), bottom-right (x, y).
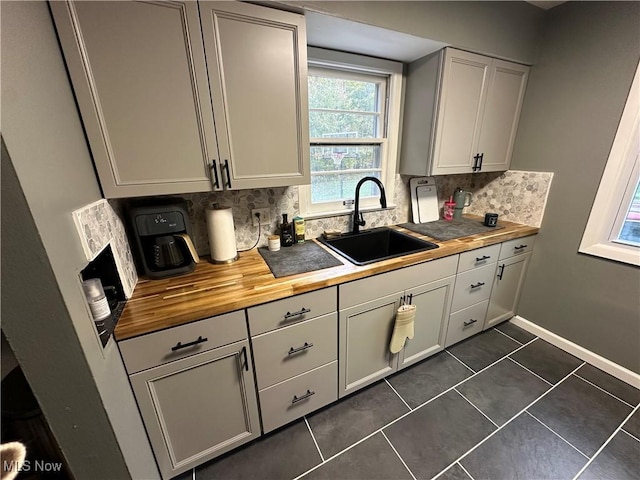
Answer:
top-left (357, 212), bottom-right (366, 227)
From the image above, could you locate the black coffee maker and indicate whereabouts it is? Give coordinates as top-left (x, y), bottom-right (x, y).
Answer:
top-left (127, 199), bottom-right (198, 279)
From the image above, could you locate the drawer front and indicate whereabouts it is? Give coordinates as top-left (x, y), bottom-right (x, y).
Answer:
top-left (247, 287), bottom-right (337, 336)
top-left (252, 312), bottom-right (337, 389)
top-left (451, 263), bottom-right (497, 312)
top-left (499, 235), bottom-right (536, 260)
top-left (259, 361), bottom-right (337, 433)
top-left (340, 255), bottom-right (458, 309)
top-left (119, 310), bottom-right (247, 374)
top-left (457, 244), bottom-right (500, 273)
top-left (445, 300), bottom-right (489, 347)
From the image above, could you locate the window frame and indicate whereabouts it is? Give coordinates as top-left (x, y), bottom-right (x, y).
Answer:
top-left (299, 47), bottom-right (403, 218)
top-left (579, 61), bottom-right (640, 266)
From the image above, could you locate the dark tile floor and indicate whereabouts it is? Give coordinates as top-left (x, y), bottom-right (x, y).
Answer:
top-left (182, 321), bottom-right (640, 480)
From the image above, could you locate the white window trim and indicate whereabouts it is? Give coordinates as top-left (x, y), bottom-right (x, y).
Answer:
top-left (579, 61), bottom-right (640, 266)
top-left (299, 47), bottom-right (404, 219)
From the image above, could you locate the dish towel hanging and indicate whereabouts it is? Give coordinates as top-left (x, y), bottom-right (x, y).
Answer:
top-left (389, 304), bottom-right (417, 354)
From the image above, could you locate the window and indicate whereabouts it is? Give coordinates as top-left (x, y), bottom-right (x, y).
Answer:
top-left (299, 48), bottom-right (403, 216)
top-left (579, 62), bottom-right (640, 266)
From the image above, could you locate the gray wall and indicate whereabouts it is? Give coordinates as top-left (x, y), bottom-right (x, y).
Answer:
top-left (1, 1), bottom-right (158, 478)
top-left (511, 1), bottom-right (640, 373)
top-left (285, 1), bottom-right (545, 63)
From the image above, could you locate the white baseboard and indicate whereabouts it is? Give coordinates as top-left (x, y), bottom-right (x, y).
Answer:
top-left (510, 315), bottom-right (640, 389)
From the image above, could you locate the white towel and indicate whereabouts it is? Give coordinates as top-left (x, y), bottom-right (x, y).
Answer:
top-left (389, 304), bottom-right (417, 354)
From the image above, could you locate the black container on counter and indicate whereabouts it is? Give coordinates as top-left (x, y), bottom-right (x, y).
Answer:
top-left (280, 213), bottom-right (294, 247)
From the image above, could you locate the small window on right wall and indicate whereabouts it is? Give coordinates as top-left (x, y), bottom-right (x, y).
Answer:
top-left (579, 61), bottom-right (640, 266)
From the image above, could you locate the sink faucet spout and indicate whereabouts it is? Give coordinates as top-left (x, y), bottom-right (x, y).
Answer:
top-left (352, 176), bottom-right (387, 234)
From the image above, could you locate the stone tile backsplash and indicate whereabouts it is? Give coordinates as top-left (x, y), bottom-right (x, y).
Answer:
top-left (108, 170), bottom-right (552, 258)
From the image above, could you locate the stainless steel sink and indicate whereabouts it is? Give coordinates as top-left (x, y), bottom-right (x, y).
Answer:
top-left (318, 227), bottom-right (439, 266)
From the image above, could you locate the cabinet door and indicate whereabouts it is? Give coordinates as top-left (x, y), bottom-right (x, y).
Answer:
top-left (485, 253), bottom-right (531, 329)
top-left (477, 60), bottom-right (529, 172)
top-left (50, 1), bottom-right (218, 198)
top-left (199, 1), bottom-right (310, 189)
top-left (130, 340), bottom-right (260, 479)
top-left (398, 276), bottom-right (455, 370)
top-left (431, 49), bottom-right (490, 175)
top-left (339, 293), bottom-right (401, 397)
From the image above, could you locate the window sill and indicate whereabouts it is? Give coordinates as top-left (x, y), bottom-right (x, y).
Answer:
top-left (301, 204), bottom-right (397, 221)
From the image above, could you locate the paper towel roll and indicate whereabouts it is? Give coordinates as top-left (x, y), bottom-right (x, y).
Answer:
top-left (206, 207), bottom-right (238, 263)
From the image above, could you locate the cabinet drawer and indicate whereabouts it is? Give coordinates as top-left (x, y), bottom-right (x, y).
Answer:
top-left (451, 263), bottom-right (496, 312)
top-left (445, 300), bottom-right (489, 347)
top-left (252, 313), bottom-right (337, 389)
top-left (119, 310), bottom-right (247, 374)
top-left (499, 235), bottom-right (536, 260)
top-left (457, 244), bottom-right (500, 273)
top-left (247, 287), bottom-right (337, 336)
top-left (259, 361), bottom-right (337, 433)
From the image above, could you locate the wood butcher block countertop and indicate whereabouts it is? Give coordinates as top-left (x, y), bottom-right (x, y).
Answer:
top-left (114, 216), bottom-right (539, 340)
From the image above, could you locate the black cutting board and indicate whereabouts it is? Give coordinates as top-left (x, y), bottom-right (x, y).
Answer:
top-left (258, 241), bottom-right (344, 278)
top-left (399, 217), bottom-right (504, 241)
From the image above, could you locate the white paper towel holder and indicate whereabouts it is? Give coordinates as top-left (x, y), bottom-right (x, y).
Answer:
top-left (206, 203), bottom-right (239, 264)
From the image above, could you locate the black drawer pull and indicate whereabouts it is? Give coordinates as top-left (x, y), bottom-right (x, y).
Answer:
top-left (475, 255), bottom-right (491, 262)
top-left (514, 245), bottom-right (528, 250)
top-left (241, 346), bottom-right (249, 372)
top-left (470, 282), bottom-right (485, 289)
top-left (284, 308), bottom-right (311, 320)
top-left (463, 319), bottom-right (478, 327)
top-left (497, 264), bottom-right (505, 280)
top-left (288, 342), bottom-right (314, 355)
top-left (292, 389), bottom-right (316, 404)
top-left (171, 336), bottom-right (208, 351)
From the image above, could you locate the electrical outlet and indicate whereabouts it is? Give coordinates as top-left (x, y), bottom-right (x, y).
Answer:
top-left (252, 208), bottom-right (271, 227)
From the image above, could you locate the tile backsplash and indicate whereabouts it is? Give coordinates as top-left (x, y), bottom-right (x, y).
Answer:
top-left (109, 169), bottom-right (553, 258)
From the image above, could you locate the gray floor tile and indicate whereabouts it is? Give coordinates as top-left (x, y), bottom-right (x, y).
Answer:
top-left (528, 375), bottom-right (633, 457)
top-left (306, 380), bottom-right (409, 459)
top-left (300, 433), bottom-right (413, 480)
top-left (456, 358), bottom-right (550, 425)
top-left (447, 329), bottom-right (520, 372)
top-left (196, 420), bottom-right (320, 480)
top-left (460, 412), bottom-right (587, 480)
top-left (622, 409), bottom-right (640, 439)
top-left (576, 363), bottom-right (640, 406)
top-left (494, 321), bottom-right (536, 344)
top-left (510, 339), bottom-right (582, 384)
top-left (383, 390), bottom-right (495, 480)
top-left (578, 431), bottom-right (640, 480)
top-left (387, 351), bottom-right (473, 408)
top-left (435, 463), bottom-right (472, 480)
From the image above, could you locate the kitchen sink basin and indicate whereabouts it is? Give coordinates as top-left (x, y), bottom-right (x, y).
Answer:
top-left (318, 227), bottom-right (439, 266)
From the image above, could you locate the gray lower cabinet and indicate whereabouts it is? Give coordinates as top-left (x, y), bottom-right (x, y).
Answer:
top-left (338, 256), bottom-right (458, 397)
top-left (485, 252), bottom-right (531, 329)
top-left (129, 340), bottom-right (260, 480)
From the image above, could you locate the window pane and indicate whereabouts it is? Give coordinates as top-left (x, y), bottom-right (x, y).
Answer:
top-left (308, 75), bottom-right (378, 112)
top-left (310, 145), bottom-right (381, 172)
top-left (309, 111), bottom-right (378, 138)
top-left (311, 171), bottom-right (382, 204)
top-left (615, 178), bottom-right (640, 246)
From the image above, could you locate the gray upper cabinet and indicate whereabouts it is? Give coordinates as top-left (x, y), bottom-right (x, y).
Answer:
top-left (51, 1), bottom-right (309, 198)
top-left (400, 48), bottom-right (529, 176)
top-left (199, 1), bottom-right (310, 190)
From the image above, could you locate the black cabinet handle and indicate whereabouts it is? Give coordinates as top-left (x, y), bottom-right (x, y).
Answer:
top-left (463, 319), bottom-right (478, 327)
top-left (472, 153), bottom-right (483, 172)
top-left (470, 282), bottom-right (485, 289)
top-left (475, 255), bottom-right (491, 262)
top-left (514, 244), bottom-right (528, 251)
top-left (222, 159), bottom-right (232, 188)
top-left (497, 264), bottom-right (505, 280)
top-left (288, 342), bottom-right (314, 355)
top-left (291, 389), bottom-right (316, 404)
top-left (478, 153), bottom-right (484, 171)
top-left (240, 346), bottom-right (249, 372)
top-left (210, 162), bottom-right (220, 189)
top-left (171, 336), bottom-right (208, 351)
top-left (284, 308), bottom-right (311, 320)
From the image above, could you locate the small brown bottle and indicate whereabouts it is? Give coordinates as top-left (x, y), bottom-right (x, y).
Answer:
top-left (280, 213), bottom-right (294, 247)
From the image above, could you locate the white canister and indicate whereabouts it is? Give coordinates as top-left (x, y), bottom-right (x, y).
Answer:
top-left (206, 205), bottom-right (238, 263)
top-left (268, 235), bottom-right (281, 252)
